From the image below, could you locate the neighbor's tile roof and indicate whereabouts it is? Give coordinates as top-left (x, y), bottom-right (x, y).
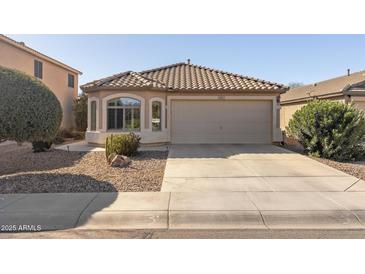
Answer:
top-left (81, 62), bottom-right (287, 92)
top-left (282, 70), bottom-right (365, 104)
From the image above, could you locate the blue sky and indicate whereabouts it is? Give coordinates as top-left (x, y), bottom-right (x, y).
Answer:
top-left (8, 34), bottom-right (365, 92)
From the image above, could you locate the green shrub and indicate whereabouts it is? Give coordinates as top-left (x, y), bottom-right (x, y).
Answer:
top-left (32, 141), bottom-right (52, 152)
top-left (52, 135), bottom-right (65, 145)
top-left (72, 131), bottom-right (85, 140)
top-left (73, 92), bottom-right (88, 131)
top-left (287, 100), bottom-right (365, 161)
top-left (105, 133), bottom-right (141, 159)
top-left (57, 128), bottom-right (74, 139)
top-left (105, 134), bottom-right (112, 160)
top-left (54, 129), bottom-right (85, 144)
top-left (0, 66), bottom-right (62, 144)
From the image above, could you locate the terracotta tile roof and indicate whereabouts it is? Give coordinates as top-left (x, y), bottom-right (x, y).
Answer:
top-left (82, 71), bottom-right (167, 90)
top-left (0, 34), bottom-right (82, 75)
top-left (282, 70), bottom-right (365, 104)
top-left (81, 62), bottom-right (287, 92)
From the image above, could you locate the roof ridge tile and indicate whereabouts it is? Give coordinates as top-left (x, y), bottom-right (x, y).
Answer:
top-left (81, 62), bottom-right (288, 92)
top-left (139, 62), bottom-right (186, 74)
top-left (187, 62), bottom-right (284, 87)
top-left (131, 71), bottom-right (168, 88)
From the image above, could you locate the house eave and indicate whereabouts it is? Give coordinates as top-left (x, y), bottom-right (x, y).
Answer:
top-left (281, 91), bottom-right (344, 105)
top-left (82, 86), bottom-right (287, 94)
top-left (344, 89), bottom-right (365, 97)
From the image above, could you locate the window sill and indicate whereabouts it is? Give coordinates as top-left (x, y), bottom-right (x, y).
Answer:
top-left (106, 129), bottom-right (141, 133)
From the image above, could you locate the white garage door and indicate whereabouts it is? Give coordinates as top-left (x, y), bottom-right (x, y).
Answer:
top-left (171, 100), bottom-right (272, 144)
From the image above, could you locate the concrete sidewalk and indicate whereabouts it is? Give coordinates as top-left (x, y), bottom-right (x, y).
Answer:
top-left (2, 191), bottom-right (365, 232)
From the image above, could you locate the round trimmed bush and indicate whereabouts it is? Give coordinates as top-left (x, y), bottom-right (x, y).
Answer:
top-left (287, 100), bottom-right (365, 161)
top-left (0, 66), bottom-right (62, 143)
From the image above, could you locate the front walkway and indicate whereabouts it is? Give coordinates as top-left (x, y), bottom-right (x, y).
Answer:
top-left (161, 144), bottom-right (360, 192)
top-left (55, 140), bottom-right (169, 152)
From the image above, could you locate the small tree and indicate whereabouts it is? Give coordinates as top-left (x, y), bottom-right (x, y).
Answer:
top-left (0, 66), bottom-right (62, 145)
top-left (287, 100), bottom-right (365, 161)
top-left (73, 92), bottom-right (88, 131)
top-left (288, 82), bottom-right (304, 89)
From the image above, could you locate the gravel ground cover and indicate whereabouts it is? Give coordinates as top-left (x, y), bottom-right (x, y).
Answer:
top-left (0, 143), bottom-right (167, 193)
top-left (281, 143), bottom-right (365, 181)
top-left (309, 157), bottom-right (365, 181)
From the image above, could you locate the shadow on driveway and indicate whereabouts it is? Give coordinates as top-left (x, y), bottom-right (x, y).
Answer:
top-left (168, 144), bottom-right (296, 159)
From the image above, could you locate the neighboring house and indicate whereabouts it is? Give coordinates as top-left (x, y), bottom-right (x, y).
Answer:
top-left (281, 69), bottom-right (365, 129)
top-left (81, 62), bottom-right (288, 144)
top-left (0, 34), bottom-right (82, 130)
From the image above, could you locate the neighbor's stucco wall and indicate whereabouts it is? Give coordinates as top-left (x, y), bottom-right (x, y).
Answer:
top-left (280, 97), bottom-right (346, 130)
top-left (351, 97), bottom-right (365, 112)
top-left (280, 102), bottom-right (306, 129)
top-left (0, 40), bottom-right (79, 129)
top-left (354, 102), bottom-right (365, 112)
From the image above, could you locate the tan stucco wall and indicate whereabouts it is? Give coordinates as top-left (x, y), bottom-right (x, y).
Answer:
top-left (352, 101), bottom-right (365, 112)
top-left (280, 97), bottom-right (346, 130)
top-left (0, 40), bottom-right (79, 129)
top-left (88, 89), bottom-right (281, 131)
top-left (280, 103), bottom-right (306, 129)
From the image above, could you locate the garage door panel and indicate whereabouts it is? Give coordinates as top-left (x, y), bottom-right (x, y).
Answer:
top-left (171, 100), bottom-right (272, 144)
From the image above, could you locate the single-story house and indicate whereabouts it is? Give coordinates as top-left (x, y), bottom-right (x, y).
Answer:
top-left (80, 62), bottom-right (288, 144)
top-left (281, 69), bottom-right (365, 129)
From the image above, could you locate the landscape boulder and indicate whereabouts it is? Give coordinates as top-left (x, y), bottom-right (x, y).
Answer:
top-left (110, 155), bottom-right (131, 168)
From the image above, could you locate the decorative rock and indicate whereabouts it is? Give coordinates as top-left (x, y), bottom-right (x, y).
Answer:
top-left (107, 152), bottom-right (117, 164)
top-left (122, 156), bottom-right (131, 166)
top-left (110, 155), bottom-right (131, 168)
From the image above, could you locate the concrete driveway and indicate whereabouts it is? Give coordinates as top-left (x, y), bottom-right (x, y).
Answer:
top-left (161, 144), bottom-right (360, 192)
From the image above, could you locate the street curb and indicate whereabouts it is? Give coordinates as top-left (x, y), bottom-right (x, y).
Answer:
top-left (2, 192), bottom-right (365, 232)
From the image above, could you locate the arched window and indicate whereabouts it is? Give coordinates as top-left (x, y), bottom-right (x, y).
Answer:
top-left (107, 97), bottom-right (141, 131)
top-left (152, 101), bottom-right (162, 131)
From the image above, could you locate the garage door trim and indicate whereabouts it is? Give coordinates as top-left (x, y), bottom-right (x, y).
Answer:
top-left (167, 95), bottom-right (278, 144)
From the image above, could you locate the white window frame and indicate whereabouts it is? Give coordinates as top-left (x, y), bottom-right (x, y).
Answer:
top-left (34, 59), bottom-right (43, 79)
top-left (101, 93), bottom-right (145, 132)
top-left (107, 98), bottom-right (141, 132)
top-left (87, 97), bottom-right (100, 131)
top-left (68, 73), bottom-right (75, 88)
top-left (149, 97), bottom-right (165, 132)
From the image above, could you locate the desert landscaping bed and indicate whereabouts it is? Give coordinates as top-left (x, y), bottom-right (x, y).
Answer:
top-left (0, 143), bottom-right (167, 193)
top-left (309, 157), bottom-right (365, 181)
top-left (282, 143), bottom-right (365, 181)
